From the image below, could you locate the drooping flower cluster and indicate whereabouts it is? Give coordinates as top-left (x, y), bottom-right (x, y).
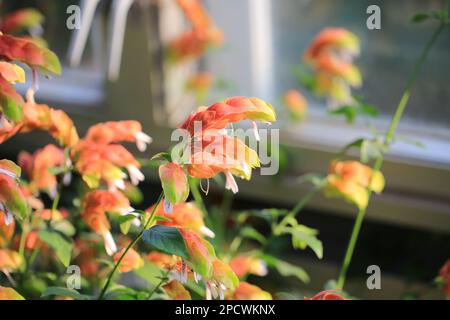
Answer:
top-left (158, 96), bottom-right (276, 211)
top-left (18, 144), bottom-right (66, 198)
top-left (304, 27), bottom-right (361, 105)
top-left (230, 255), bottom-right (268, 278)
top-left (73, 121), bottom-right (151, 190)
top-left (324, 160), bottom-right (385, 209)
top-left (81, 190), bottom-right (134, 256)
top-left (167, 0), bottom-right (223, 63)
top-left (148, 201), bottom-right (215, 238)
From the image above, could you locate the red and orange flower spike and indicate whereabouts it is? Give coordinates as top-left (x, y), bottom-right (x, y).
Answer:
top-left (18, 144), bottom-right (65, 198)
top-left (149, 202), bottom-right (214, 238)
top-left (8, 102), bottom-right (80, 148)
top-left (81, 190), bottom-right (134, 255)
top-left (0, 33), bottom-right (61, 75)
top-left (160, 96), bottom-right (275, 198)
top-left (303, 27), bottom-right (361, 105)
top-left (84, 120), bottom-right (152, 152)
top-left (324, 160), bottom-right (385, 209)
top-left (230, 255), bottom-right (268, 278)
top-left (282, 89), bottom-right (308, 123)
top-left (166, 27), bottom-right (223, 63)
top-left (0, 8), bottom-right (44, 35)
top-left (73, 121), bottom-right (150, 190)
top-left (178, 227), bottom-right (216, 280)
top-left (304, 27), bottom-right (360, 62)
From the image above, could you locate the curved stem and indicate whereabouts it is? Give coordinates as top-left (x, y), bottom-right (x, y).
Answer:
top-left (336, 21), bottom-right (446, 290)
top-left (147, 269), bottom-right (171, 300)
top-left (275, 187), bottom-right (321, 232)
top-left (98, 192), bottom-right (164, 300)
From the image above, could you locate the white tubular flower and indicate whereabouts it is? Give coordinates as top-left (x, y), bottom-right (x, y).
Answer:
top-left (224, 171), bottom-right (238, 194)
top-left (252, 121), bottom-right (260, 142)
top-left (127, 165), bottom-right (145, 186)
top-left (103, 231), bottom-right (117, 256)
top-left (199, 225), bottom-right (215, 238)
top-left (134, 131), bottom-right (152, 152)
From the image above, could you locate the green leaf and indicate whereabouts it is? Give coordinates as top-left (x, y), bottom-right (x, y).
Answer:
top-left (237, 208), bottom-right (288, 224)
top-left (38, 230), bottom-right (73, 267)
top-left (48, 166), bottom-right (67, 175)
top-left (280, 225), bottom-right (323, 259)
top-left (395, 135), bottom-right (425, 148)
top-left (360, 103), bottom-right (379, 117)
top-left (296, 173), bottom-right (326, 187)
top-left (118, 214), bottom-right (137, 235)
top-left (142, 225), bottom-right (189, 260)
top-left (329, 106), bottom-right (357, 123)
top-left (51, 220), bottom-right (76, 237)
top-left (240, 227), bottom-right (267, 245)
top-left (411, 13), bottom-right (430, 23)
top-left (339, 138), bottom-right (365, 156)
top-left (360, 139), bottom-right (384, 163)
top-left (134, 261), bottom-right (163, 286)
top-left (150, 152), bottom-right (172, 162)
top-left (263, 255), bottom-right (310, 283)
top-left (42, 287), bottom-right (91, 300)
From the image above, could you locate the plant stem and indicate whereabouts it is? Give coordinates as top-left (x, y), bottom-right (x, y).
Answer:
top-left (147, 269), bottom-right (171, 300)
top-left (189, 178), bottom-right (208, 216)
top-left (336, 21), bottom-right (446, 290)
top-left (98, 192), bottom-right (164, 300)
top-left (275, 187), bottom-right (321, 232)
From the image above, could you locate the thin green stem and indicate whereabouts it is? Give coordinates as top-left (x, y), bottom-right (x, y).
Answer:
top-left (98, 192), bottom-right (164, 300)
top-left (147, 269), bottom-right (171, 300)
top-left (189, 178), bottom-right (208, 216)
top-left (336, 21), bottom-right (446, 290)
top-left (275, 187), bottom-right (321, 232)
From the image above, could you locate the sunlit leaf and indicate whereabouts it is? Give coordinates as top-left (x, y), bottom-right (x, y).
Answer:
top-left (142, 225), bottom-right (189, 260)
top-left (38, 230), bottom-right (72, 267)
top-left (240, 226), bottom-right (266, 245)
top-left (263, 254), bottom-right (310, 283)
